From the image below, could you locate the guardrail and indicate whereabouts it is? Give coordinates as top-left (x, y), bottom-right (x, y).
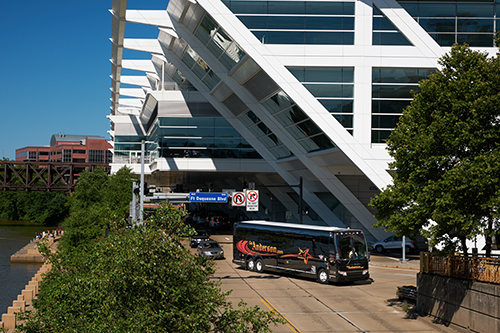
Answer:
top-left (420, 252), bottom-right (500, 284)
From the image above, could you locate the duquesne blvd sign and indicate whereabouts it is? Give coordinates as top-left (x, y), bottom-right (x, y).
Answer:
top-left (189, 192), bottom-right (228, 203)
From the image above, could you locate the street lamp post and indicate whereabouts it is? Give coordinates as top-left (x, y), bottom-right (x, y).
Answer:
top-left (139, 140), bottom-right (155, 225)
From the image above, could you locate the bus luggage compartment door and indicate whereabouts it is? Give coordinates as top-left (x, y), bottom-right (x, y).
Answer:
top-left (277, 257), bottom-right (286, 270)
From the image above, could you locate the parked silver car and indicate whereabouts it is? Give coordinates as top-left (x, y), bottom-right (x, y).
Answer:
top-left (372, 236), bottom-right (417, 253)
top-left (197, 240), bottom-right (224, 259)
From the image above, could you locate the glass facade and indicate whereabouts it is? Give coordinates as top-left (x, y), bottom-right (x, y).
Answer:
top-left (181, 47), bottom-right (221, 90)
top-left (222, 0), bottom-right (355, 45)
top-left (260, 88), bottom-right (337, 153)
top-left (373, 7), bottom-right (412, 45)
top-left (195, 14), bottom-right (247, 71)
top-left (238, 110), bottom-right (293, 159)
top-left (149, 117), bottom-right (261, 159)
top-left (398, 0), bottom-right (498, 47)
top-left (288, 67), bottom-right (354, 133)
top-left (371, 68), bottom-right (435, 143)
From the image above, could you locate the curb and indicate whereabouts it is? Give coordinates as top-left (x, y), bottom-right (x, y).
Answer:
top-left (371, 263), bottom-right (420, 271)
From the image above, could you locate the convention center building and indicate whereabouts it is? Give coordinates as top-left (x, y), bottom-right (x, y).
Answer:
top-left (109, 0), bottom-right (498, 242)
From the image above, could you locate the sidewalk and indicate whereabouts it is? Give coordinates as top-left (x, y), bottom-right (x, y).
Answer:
top-left (369, 252), bottom-right (421, 270)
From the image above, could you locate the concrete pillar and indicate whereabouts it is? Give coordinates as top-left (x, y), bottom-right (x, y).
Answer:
top-left (2, 313), bottom-right (16, 329)
top-left (17, 295), bottom-right (24, 301)
top-left (13, 300), bottom-right (26, 312)
top-left (26, 285), bottom-right (37, 296)
top-left (21, 289), bottom-right (33, 304)
top-left (7, 306), bottom-right (21, 314)
top-left (34, 273), bottom-right (42, 281)
top-left (29, 281), bottom-right (39, 294)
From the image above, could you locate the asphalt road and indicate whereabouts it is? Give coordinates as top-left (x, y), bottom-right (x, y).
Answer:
top-left (202, 233), bottom-right (458, 333)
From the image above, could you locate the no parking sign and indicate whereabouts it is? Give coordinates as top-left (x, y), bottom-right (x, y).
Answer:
top-left (246, 190), bottom-right (259, 212)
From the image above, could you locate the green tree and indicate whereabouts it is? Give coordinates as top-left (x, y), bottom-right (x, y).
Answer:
top-left (60, 167), bottom-right (136, 251)
top-left (370, 42), bottom-right (500, 255)
top-left (0, 191), bottom-right (68, 225)
top-left (18, 204), bottom-right (284, 333)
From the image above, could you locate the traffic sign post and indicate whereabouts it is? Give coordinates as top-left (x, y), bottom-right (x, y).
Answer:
top-left (246, 190), bottom-right (259, 212)
top-left (231, 192), bottom-right (246, 206)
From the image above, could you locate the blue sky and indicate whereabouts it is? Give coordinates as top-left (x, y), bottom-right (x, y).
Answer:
top-left (0, 1), bottom-right (166, 160)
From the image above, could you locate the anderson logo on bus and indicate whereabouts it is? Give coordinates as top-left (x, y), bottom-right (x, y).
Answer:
top-left (236, 240), bottom-right (276, 257)
top-left (236, 241), bottom-right (313, 264)
top-left (346, 265), bottom-right (364, 270)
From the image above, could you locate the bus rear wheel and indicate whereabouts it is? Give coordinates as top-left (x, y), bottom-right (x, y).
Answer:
top-left (246, 258), bottom-right (255, 271)
top-left (317, 268), bottom-right (329, 284)
top-left (255, 259), bottom-right (264, 273)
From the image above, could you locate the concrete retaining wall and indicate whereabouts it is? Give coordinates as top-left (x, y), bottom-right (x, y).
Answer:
top-left (0, 262), bottom-right (51, 331)
top-left (10, 237), bottom-right (57, 263)
top-left (417, 273), bottom-right (500, 333)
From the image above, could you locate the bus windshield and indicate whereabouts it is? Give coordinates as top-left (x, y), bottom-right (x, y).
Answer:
top-left (336, 233), bottom-right (368, 260)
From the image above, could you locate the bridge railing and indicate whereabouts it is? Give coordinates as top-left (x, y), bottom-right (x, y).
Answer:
top-left (421, 252), bottom-right (500, 284)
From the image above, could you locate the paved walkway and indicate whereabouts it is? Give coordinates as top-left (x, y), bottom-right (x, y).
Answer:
top-left (370, 252), bottom-right (421, 271)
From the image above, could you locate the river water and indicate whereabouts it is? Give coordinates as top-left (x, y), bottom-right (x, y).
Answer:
top-left (0, 219), bottom-right (49, 315)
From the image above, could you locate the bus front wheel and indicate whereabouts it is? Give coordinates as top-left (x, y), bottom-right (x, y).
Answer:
top-left (246, 258), bottom-right (255, 271)
top-left (317, 268), bottom-right (329, 284)
top-left (255, 259), bottom-right (264, 273)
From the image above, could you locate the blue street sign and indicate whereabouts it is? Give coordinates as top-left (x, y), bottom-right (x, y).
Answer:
top-left (189, 192), bottom-right (228, 203)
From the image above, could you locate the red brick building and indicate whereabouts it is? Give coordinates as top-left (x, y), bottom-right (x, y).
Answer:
top-left (16, 134), bottom-right (112, 163)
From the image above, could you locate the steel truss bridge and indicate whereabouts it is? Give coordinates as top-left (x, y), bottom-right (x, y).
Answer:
top-left (0, 161), bottom-right (110, 192)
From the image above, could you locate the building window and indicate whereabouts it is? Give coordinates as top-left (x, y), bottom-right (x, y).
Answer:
top-left (288, 67), bottom-right (354, 133)
top-left (62, 149), bottom-right (72, 162)
top-left (154, 117), bottom-right (262, 159)
top-left (195, 14), bottom-right (247, 70)
top-left (89, 150), bottom-right (105, 163)
top-left (371, 68), bottom-right (435, 143)
top-left (223, 1), bottom-right (356, 45)
top-left (398, 0), bottom-right (497, 47)
top-left (373, 6), bottom-right (412, 45)
top-left (260, 89), bottom-right (336, 153)
top-left (181, 46), bottom-right (221, 90)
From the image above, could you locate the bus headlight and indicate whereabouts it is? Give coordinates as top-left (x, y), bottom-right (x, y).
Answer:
top-left (338, 271), bottom-right (347, 276)
top-left (362, 269), bottom-right (369, 275)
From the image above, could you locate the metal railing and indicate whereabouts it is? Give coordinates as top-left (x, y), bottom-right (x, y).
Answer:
top-left (112, 151), bottom-right (157, 164)
top-left (421, 252), bottom-right (500, 284)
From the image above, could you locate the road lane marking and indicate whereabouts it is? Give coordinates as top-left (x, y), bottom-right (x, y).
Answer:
top-left (261, 298), bottom-right (302, 333)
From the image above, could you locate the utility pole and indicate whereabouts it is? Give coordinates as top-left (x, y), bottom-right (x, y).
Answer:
top-left (140, 140), bottom-right (145, 224)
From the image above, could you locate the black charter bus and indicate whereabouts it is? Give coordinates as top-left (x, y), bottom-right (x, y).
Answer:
top-left (233, 221), bottom-right (370, 284)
